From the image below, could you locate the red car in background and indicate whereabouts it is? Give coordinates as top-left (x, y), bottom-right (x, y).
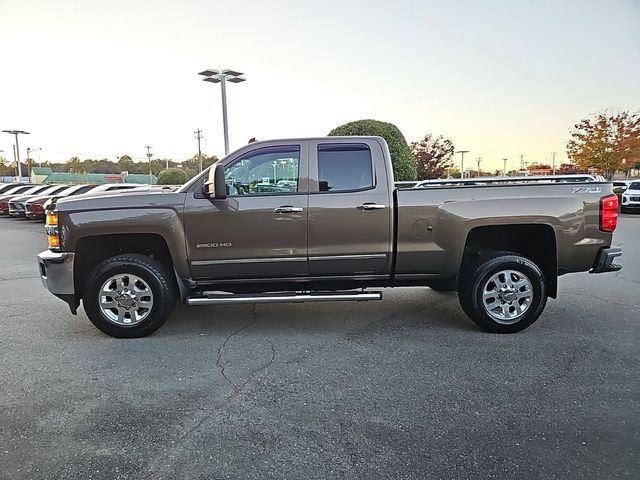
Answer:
top-left (24, 184), bottom-right (98, 220)
top-left (8, 185), bottom-right (67, 217)
top-left (0, 185), bottom-right (52, 214)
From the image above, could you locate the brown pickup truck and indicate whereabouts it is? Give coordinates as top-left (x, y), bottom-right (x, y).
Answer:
top-left (38, 136), bottom-right (622, 337)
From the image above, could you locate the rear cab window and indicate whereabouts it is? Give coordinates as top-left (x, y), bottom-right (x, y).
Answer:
top-left (317, 144), bottom-right (374, 193)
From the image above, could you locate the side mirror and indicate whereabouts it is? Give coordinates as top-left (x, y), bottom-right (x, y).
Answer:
top-left (204, 163), bottom-right (227, 200)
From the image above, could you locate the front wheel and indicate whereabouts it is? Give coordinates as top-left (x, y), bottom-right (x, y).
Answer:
top-left (458, 253), bottom-right (547, 333)
top-left (83, 254), bottom-right (177, 338)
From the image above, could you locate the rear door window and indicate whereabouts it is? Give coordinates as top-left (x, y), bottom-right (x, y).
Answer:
top-left (317, 144), bottom-right (373, 192)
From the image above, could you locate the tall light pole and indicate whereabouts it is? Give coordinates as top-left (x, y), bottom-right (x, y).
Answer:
top-left (551, 152), bottom-right (557, 175)
top-left (456, 150), bottom-right (469, 179)
top-left (502, 158), bottom-right (508, 177)
top-left (27, 147), bottom-right (42, 175)
top-left (145, 145), bottom-right (153, 183)
top-left (198, 69), bottom-right (246, 156)
top-left (2, 130), bottom-right (30, 179)
top-left (476, 157), bottom-right (482, 178)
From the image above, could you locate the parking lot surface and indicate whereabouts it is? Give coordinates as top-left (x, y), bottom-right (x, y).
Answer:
top-left (1, 215), bottom-right (639, 479)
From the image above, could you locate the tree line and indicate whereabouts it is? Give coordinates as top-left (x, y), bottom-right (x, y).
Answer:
top-left (330, 111), bottom-right (640, 181)
top-left (0, 154), bottom-right (218, 179)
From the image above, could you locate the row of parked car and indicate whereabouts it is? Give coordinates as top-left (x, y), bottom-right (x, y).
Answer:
top-left (0, 182), bottom-right (175, 221)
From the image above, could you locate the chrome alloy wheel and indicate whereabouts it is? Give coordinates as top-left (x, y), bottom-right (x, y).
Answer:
top-left (481, 269), bottom-right (533, 324)
top-left (98, 274), bottom-right (154, 326)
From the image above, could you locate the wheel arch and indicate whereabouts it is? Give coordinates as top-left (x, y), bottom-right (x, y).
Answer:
top-left (462, 224), bottom-right (558, 298)
top-left (74, 233), bottom-right (178, 299)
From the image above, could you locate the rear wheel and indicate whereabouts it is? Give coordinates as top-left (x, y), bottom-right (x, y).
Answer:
top-left (83, 254), bottom-right (176, 338)
top-left (458, 252), bottom-right (547, 333)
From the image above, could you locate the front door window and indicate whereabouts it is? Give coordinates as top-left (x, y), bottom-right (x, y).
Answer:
top-left (224, 146), bottom-right (300, 195)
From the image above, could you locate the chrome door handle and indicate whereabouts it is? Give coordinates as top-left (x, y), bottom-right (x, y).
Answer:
top-left (357, 203), bottom-right (386, 211)
top-left (274, 206), bottom-right (304, 214)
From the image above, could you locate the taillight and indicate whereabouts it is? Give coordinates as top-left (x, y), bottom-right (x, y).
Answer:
top-left (600, 194), bottom-right (618, 232)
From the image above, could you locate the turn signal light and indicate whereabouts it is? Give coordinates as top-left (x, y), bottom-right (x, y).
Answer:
top-left (600, 194), bottom-right (618, 233)
top-left (45, 212), bottom-right (60, 250)
top-left (46, 213), bottom-right (58, 226)
top-left (47, 235), bottom-right (60, 249)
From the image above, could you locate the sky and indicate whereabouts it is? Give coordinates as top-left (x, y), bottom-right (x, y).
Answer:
top-left (1, 0), bottom-right (639, 172)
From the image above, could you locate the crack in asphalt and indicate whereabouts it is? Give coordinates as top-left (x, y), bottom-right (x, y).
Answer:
top-left (614, 272), bottom-right (640, 286)
top-left (144, 304), bottom-right (277, 480)
top-left (563, 292), bottom-right (640, 311)
top-left (0, 275), bottom-right (39, 282)
top-left (215, 303), bottom-right (258, 391)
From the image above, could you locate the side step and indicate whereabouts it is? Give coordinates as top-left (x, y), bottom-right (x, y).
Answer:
top-left (186, 291), bottom-right (383, 306)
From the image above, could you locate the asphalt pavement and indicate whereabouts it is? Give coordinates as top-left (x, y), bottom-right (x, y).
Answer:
top-left (1, 215), bottom-right (638, 479)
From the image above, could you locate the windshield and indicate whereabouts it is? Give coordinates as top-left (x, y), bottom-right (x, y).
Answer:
top-left (628, 182), bottom-right (640, 190)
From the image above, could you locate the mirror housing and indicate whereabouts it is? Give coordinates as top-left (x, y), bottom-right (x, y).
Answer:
top-left (204, 163), bottom-right (227, 200)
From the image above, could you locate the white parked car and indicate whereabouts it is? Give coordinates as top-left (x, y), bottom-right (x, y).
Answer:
top-left (621, 181), bottom-right (640, 214)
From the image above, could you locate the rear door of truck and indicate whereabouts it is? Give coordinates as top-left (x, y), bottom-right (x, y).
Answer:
top-left (307, 138), bottom-right (393, 275)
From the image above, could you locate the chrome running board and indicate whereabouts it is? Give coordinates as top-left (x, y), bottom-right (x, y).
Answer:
top-left (186, 291), bottom-right (382, 306)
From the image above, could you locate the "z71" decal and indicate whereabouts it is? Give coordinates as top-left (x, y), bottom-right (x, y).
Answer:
top-left (572, 187), bottom-right (602, 194)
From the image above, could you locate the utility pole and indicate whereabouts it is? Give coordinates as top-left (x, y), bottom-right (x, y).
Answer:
top-left (456, 150), bottom-right (469, 179)
top-left (551, 152), bottom-right (557, 175)
top-left (145, 145), bottom-right (153, 183)
top-left (502, 158), bottom-right (508, 177)
top-left (2, 130), bottom-right (30, 180)
top-left (519, 154), bottom-right (524, 172)
top-left (194, 129), bottom-right (203, 172)
top-left (476, 157), bottom-right (482, 178)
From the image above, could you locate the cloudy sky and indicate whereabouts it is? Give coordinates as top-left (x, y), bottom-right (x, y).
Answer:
top-left (1, 0), bottom-right (638, 171)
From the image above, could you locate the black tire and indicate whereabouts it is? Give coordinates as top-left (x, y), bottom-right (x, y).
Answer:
top-left (83, 254), bottom-right (177, 338)
top-left (458, 252), bottom-right (547, 333)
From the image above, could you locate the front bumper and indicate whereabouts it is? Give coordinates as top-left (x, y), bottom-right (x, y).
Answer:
top-left (37, 250), bottom-right (78, 313)
top-left (589, 246), bottom-right (622, 274)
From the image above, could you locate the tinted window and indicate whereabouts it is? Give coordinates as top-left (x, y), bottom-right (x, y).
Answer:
top-left (318, 144), bottom-right (373, 192)
top-left (224, 146), bottom-right (300, 195)
top-left (72, 186), bottom-right (95, 195)
top-left (629, 182), bottom-right (640, 190)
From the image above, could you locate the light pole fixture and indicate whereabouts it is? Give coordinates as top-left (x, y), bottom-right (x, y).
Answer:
top-left (198, 68), bottom-right (246, 156)
top-left (2, 130), bottom-right (30, 179)
top-left (456, 150), bottom-right (469, 179)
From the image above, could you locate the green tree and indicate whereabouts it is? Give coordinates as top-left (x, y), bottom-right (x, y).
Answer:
top-left (567, 111), bottom-right (640, 180)
top-left (328, 119), bottom-right (417, 181)
top-left (157, 168), bottom-right (189, 185)
top-left (184, 153), bottom-right (218, 172)
top-left (410, 134), bottom-right (455, 180)
top-left (118, 155), bottom-right (135, 173)
top-left (67, 156), bottom-right (82, 173)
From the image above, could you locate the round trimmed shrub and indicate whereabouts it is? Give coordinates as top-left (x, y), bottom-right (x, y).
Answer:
top-left (157, 168), bottom-right (189, 185)
top-left (328, 119), bottom-right (417, 181)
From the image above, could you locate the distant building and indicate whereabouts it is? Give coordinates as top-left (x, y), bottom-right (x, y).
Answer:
top-left (31, 170), bottom-right (157, 185)
top-left (30, 167), bottom-right (54, 184)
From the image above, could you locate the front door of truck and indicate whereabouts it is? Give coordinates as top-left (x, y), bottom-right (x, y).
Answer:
top-left (307, 139), bottom-right (392, 275)
top-left (184, 143), bottom-right (309, 280)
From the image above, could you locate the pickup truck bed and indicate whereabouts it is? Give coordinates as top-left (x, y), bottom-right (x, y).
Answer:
top-left (38, 136), bottom-right (622, 337)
